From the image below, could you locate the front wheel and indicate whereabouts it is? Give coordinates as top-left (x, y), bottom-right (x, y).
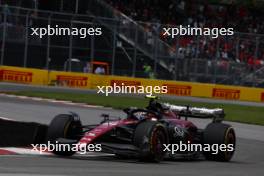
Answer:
top-left (46, 114), bottom-right (82, 156)
top-left (133, 121), bottom-right (168, 162)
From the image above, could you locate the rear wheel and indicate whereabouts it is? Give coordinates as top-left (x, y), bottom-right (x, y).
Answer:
top-left (203, 123), bottom-right (236, 161)
top-left (46, 114), bottom-right (82, 156)
top-left (134, 121), bottom-right (168, 162)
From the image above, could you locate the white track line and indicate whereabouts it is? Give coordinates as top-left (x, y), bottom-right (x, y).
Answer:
top-left (0, 116), bottom-right (15, 121)
top-left (0, 147), bottom-right (114, 157)
top-left (0, 147), bottom-right (51, 155)
top-left (0, 93), bottom-right (105, 109)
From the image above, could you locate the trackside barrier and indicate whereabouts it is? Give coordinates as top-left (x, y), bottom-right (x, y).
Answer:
top-left (0, 66), bottom-right (48, 85)
top-left (0, 66), bottom-right (264, 102)
top-left (48, 71), bottom-right (90, 89)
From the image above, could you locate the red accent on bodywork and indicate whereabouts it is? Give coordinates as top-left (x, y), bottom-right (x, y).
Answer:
top-left (0, 149), bottom-right (17, 155)
top-left (78, 119), bottom-right (137, 145)
top-left (163, 110), bottom-right (178, 119)
top-left (164, 111), bottom-right (196, 129)
top-left (78, 109), bottom-right (197, 150)
top-left (167, 118), bottom-right (196, 129)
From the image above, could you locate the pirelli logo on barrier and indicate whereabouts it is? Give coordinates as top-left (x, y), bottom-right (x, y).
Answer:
top-left (0, 69), bottom-right (33, 83)
top-left (212, 88), bottom-right (240, 100)
top-left (110, 80), bottom-right (141, 86)
top-left (261, 93), bottom-right (264, 102)
top-left (56, 75), bottom-right (88, 87)
top-left (163, 84), bottom-right (192, 96)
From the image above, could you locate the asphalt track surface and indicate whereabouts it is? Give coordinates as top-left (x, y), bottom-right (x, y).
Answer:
top-left (0, 88), bottom-right (264, 175)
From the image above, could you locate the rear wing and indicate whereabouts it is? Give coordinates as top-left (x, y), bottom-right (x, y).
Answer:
top-left (164, 103), bottom-right (225, 122)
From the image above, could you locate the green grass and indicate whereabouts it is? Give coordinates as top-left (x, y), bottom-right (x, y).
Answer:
top-left (6, 91), bottom-right (264, 126)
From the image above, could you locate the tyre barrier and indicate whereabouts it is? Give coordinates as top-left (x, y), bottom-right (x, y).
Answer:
top-left (0, 118), bottom-right (47, 147)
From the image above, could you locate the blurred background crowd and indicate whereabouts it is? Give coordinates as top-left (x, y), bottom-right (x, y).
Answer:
top-left (1, 0), bottom-right (264, 86)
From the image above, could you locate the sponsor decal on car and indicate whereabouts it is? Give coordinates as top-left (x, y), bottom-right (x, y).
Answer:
top-left (0, 69), bottom-right (33, 83)
top-left (173, 126), bottom-right (185, 137)
top-left (163, 84), bottom-right (192, 96)
top-left (56, 75), bottom-right (88, 87)
top-left (212, 88), bottom-right (240, 100)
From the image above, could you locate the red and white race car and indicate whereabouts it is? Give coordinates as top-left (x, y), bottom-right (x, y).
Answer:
top-left (46, 96), bottom-right (236, 162)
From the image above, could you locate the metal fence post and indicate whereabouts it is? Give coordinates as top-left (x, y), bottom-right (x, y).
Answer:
top-left (235, 33), bottom-right (241, 85)
top-left (60, 0), bottom-right (64, 12)
top-left (75, 0), bottom-right (79, 14)
top-left (235, 34), bottom-right (240, 61)
top-left (90, 19), bottom-right (95, 70)
top-left (111, 22), bottom-right (117, 75)
top-left (0, 11), bottom-right (7, 65)
top-left (153, 35), bottom-right (158, 78)
top-left (174, 36), bottom-right (179, 80)
top-left (68, 18), bottom-right (73, 72)
top-left (194, 36), bottom-right (200, 77)
top-left (23, 12), bottom-right (29, 67)
top-left (253, 36), bottom-right (259, 87)
top-left (132, 25), bottom-right (138, 77)
top-left (214, 37), bottom-right (220, 83)
top-left (46, 14), bottom-right (52, 70)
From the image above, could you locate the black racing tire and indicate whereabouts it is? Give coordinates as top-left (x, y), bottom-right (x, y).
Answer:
top-left (203, 123), bottom-right (236, 162)
top-left (46, 114), bottom-right (82, 156)
top-left (133, 121), bottom-right (168, 162)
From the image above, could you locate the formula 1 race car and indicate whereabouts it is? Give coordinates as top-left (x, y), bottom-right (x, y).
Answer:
top-left (46, 96), bottom-right (236, 162)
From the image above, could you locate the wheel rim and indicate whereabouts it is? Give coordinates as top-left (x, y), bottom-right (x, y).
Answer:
top-left (225, 128), bottom-right (235, 160)
top-left (151, 129), bottom-right (166, 160)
